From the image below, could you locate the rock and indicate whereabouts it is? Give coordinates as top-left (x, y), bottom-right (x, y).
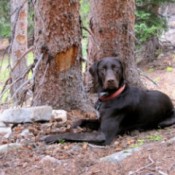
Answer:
top-left (52, 110), bottom-right (67, 123)
top-left (0, 106), bottom-right (52, 124)
top-left (0, 121), bottom-right (6, 127)
top-left (20, 129), bottom-right (32, 137)
top-left (3, 131), bottom-right (12, 139)
top-left (40, 155), bottom-right (61, 164)
top-left (0, 127), bottom-right (11, 134)
top-left (100, 147), bottom-right (141, 163)
top-left (0, 170), bottom-right (5, 175)
top-left (165, 136), bottom-right (175, 144)
top-left (0, 143), bottom-right (22, 153)
top-left (0, 121), bottom-right (11, 135)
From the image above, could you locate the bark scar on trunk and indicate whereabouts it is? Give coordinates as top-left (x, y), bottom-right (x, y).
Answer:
top-left (55, 45), bottom-right (78, 71)
top-left (16, 34), bottom-right (26, 44)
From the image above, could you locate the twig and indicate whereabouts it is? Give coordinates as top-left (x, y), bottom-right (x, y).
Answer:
top-left (82, 26), bottom-right (100, 51)
top-left (11, 64), bottom-right (34, 101)
top-left (11, 46), bottom-right (34, 72)
top-left (157, 170), bottom-right (168, 175)
top-left (0, 64), bottom-right (33, 101)
top-left (138, 69), bottom-right (159, 86)
top-left (31, 53), bottom-right (44, 81)
top-left (0, 45), bottom-right (10, 73)
top-left (129, 155), bottom-right (155, 175)
top-left (0, 78), bottom-right (12, 94)
top-left (32, 63), bottom-right (49, 103)
top-left (0, 52), bottom-right (44, 105)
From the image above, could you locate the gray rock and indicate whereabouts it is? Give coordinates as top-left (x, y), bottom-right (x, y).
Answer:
top-left (100, 147), bottom-right (141, 163)
top-left (0, 143), bottom-right (22, 153)
top-left (0, 170), bottom-right (5, 175)
top-left (20, 129), bottom-right (32, 137)
top-left (0, 127), bottom-right (11, 134)
top-left (0, 106), bottom-right (52, 124)
top-left (52, 110), bottom-right (67, 123)
top-left (166, 136), bottom-right (175, 144)
top-left (40, 155), bottom-right (62, 164)
top-left (0, 121), bottom-right (6, 127)
top-left (3, 131), bottom-right (12, 139)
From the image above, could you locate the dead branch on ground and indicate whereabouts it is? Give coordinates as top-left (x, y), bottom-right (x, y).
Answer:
top-left (129, 155), bottom-right (155, 175)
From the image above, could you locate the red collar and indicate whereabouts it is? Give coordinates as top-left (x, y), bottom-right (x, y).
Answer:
top-left (99, 84), bottom-right (126, 102)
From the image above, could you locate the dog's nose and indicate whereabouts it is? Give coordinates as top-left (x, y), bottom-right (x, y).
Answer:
top-left (107, 79), bottom-right (115, 84)
top-left (107, 79), bottom-right (115, 86)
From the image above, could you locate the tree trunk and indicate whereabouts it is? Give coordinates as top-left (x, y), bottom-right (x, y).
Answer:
top-left (32, 0), bottom-right (90, 111)
top-left (10, 0), bottom-right (28, 104)
top-left (88, 0), bottom-right (142, 87)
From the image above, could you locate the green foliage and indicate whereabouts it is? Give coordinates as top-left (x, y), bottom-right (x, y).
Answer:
top-left (0, 0), bottom-right (174, 45)
top-left (0, 0), bottom-right (10, 38)
top-left (135, 10), bottom-right (166, 43)
top-left (0, 1), bottom-right (34, 39)
top-left (166, 66), bottom-right (173, 72)
top-left (28, 3), bottom-right (34, 39)
top-left (146, 134), bottom-right (163, 141)
top-left (80, 0), bottom-right (90, 38)
top-left (131, 139), bottom-right (145, 147)
top-left (135, 0), bottom-right (175, 44)
top-left (131, 134), bottom-right (163, 148)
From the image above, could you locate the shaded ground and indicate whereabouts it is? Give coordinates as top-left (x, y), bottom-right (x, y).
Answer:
top-left (1, 53), bottom-right (175, 175)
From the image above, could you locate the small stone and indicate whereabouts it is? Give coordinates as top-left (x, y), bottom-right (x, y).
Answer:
top-left (3, 131), bottom-right (12, 139)
top-left (166, 136), bottom-right (175, 144)
top-left (0, 127), bottom-right (11, 134)
top-left (100, 147), bottom-right (141, 163)
top-left (52, 110), bottom-right (67, 123)
top-left (0, 121), bottom-right (6, 127)
top-left (20, 129), bottom-right (31, 137)
top-left (40, 155), bottom-right (61, 164)
top-left (0, 143), bottom-right (22, 153)
top-left (0, 170), bottom-right (5, 175)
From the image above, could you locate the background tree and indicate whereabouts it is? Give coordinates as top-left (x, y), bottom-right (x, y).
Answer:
top-left (88, 0), bottom-right (142, 88)
top-left (32, 0), bottom-right (90, 111)
top-left (135, 0), bottom-right (175, 64)
top-left (10, 0), bottom-right (28, 104)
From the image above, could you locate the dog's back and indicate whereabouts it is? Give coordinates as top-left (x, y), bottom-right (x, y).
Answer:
top-left (107, 86), bottom-right (175, 131)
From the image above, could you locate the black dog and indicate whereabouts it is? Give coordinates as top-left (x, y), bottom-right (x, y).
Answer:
top-left (44, 57), bottom-right (175, 145)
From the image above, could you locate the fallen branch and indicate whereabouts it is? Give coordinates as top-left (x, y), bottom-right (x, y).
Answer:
top-left (129, 155), bottom-right (155, 175)
top-left (138, 69), bottom-right (159, 86)
top-left (82, 26), bottom-right (100, 53)
top-left (1, 78), bottom-right (12, 95)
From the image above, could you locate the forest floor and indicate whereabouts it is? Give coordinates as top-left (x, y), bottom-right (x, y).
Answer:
top-left (1, 52), bottom-right (175, 175)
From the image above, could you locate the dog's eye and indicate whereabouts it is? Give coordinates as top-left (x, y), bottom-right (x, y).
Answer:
top-left (111, 65), bottom-right (118, 70)
top-left (99, 66), bottom-right (106, 71)
top-left (98, 67), bottom-right (106, 76)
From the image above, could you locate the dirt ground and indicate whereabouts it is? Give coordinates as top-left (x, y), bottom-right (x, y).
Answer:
top-left (1, 53), bottom-right (175, 175)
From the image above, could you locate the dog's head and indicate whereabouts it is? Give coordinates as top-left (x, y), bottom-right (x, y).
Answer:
top-left (89, 57), bottom-right (125, 91)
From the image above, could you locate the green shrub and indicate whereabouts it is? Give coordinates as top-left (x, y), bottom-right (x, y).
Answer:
top-left (135, 10), bottom-right (166, 43)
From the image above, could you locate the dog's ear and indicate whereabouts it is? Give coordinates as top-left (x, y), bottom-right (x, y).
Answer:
top-left (89, 62), bottom-right (98, 77)
top-left (119, 60), bottom-right (127, 84)
top-left (89, 62), bottom-right (100, 92)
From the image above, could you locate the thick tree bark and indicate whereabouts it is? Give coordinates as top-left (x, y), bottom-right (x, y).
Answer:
top-left (10, 0), bottom-right (28, 104)
top-left (32, 0), bottom-right (90, 111)
top-left (88, 0), bottom-right (142, 87)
